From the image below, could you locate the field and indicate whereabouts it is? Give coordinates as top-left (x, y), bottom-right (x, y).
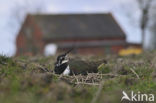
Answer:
top-left (0, 52), bottom-right (156, 103)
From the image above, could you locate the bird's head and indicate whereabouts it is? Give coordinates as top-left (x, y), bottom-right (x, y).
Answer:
top-left (55, 49), bottom-right (73, 67)
top-left (55, 54), bottom-right (69, 67)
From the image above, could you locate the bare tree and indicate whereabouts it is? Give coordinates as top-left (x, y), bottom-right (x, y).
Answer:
top-left (12, 0), bottom-right (48, 24)
top-left (150, 24), bottom-right (156, 49)
top-left (137, 0), bottom-right (153, 49)
top-left (6, 0), bottom-right (50, 56)
top-left (148, 2), bottom-right (156, 49)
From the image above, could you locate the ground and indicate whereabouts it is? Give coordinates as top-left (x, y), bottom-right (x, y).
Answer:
top-left (0, 52), bottom-right (156, 103)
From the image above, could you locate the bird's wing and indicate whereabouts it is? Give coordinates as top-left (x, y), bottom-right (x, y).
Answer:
top-left (69, 59), bottom-right (98, 75)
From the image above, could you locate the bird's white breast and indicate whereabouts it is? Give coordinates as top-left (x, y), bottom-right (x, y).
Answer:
top-left (63, 65), bottom-right (70, 75)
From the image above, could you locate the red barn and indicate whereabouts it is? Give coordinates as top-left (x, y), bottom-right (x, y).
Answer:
top-left (16, 13), bottom-right (127, 56)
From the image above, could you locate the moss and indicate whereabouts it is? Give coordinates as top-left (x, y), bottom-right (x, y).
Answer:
top-left (98, 63), bottom-right (111, 74)
top-left (0, 52), bottom-right (156, 103)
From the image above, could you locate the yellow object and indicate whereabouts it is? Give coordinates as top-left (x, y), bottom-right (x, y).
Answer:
top-left (119, 48), bottom-right (143, 56)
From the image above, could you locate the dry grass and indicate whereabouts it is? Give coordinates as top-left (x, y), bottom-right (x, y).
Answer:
top-left (0, 52), bottom-right (156, 103)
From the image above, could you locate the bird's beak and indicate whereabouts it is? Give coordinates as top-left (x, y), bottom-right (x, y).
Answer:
top-left (65, 48), bottom-right (73, 55)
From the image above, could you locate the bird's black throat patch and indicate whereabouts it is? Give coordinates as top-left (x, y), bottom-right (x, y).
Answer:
top-left (54, 63), bottom-right (68, 74)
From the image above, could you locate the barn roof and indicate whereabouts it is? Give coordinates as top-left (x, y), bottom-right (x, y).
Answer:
top-left (30, 13), bottom-right (126, 40)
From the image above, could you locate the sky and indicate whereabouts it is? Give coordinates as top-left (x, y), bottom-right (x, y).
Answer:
top-left (0, 0), bottom-right (142, 56)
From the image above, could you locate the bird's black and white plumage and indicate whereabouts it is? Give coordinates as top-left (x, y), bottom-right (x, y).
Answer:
top-left (54, 49), bottom-right (72, 75)
top-left (54, 49), bottom-right (106, 75)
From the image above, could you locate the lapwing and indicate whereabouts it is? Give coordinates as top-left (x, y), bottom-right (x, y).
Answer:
top-left (54, 49), bottom-right (72, 75)
top-left (54, 49), bottom-right (107, 75)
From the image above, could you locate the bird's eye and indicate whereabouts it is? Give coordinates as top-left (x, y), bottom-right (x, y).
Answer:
top-left (60, 57), bottom-right (63, 60)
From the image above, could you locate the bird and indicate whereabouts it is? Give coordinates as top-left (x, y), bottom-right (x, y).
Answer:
top-left (54, 49), bottom-right (72, 75)
top-left (54, 49), bottom-right (107, 75)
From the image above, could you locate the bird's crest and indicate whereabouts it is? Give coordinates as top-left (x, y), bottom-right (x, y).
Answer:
top-left (64, 48), bottom-right (74, 55)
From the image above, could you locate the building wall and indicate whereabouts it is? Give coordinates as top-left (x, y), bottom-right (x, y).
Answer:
top-left (16, 15), bottom-right (45, 56)
top-left (57, 45), bottom-right (125, 55)
top-left (16, 15), bottom-right (126, 56)
top-left (17, 31), bottom-right (126, 56)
